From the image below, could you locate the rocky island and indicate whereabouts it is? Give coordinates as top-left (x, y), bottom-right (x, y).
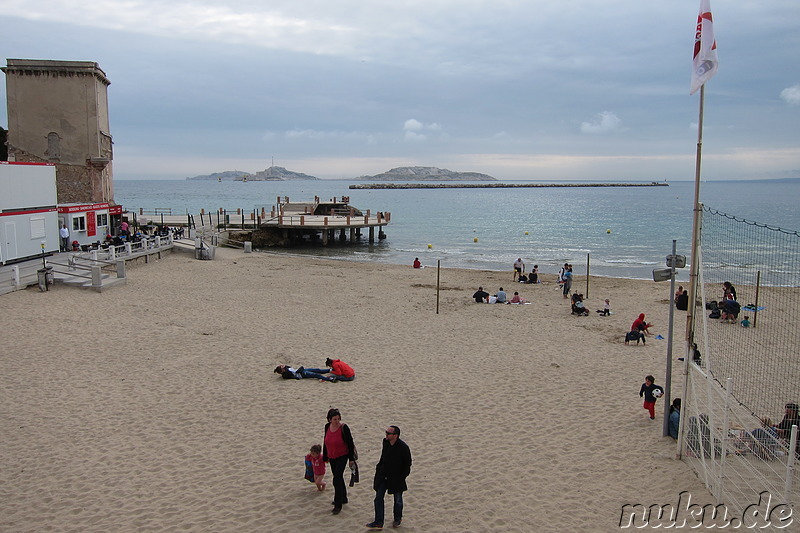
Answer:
top-left (357, 166), bottom-right (496, 181)
top-left (186, 166), bottom-right (319, 181)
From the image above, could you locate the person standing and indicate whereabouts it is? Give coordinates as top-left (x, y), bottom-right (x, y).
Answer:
top-left (639, 375), bottom-right (664, 420)
top-left (562, 266), bottom-right (573, 299)
top-left (512, 258), bottom-right (524, 281)
top-left (367, 425), bottom-right (412, 529)
top-left (323, 408), bottom-right (357, 515)
top-left (59, 223), bottom-right (70, 252)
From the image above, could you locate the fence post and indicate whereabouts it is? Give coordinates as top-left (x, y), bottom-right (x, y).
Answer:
top-left (116, 259), bottom-right (126, 279)
top-left (91, 265), bottom-right (102, 288)
top-left (785, 425), bottom-right (798, 506)
top-left (717, 377), bottom-right (734, 502)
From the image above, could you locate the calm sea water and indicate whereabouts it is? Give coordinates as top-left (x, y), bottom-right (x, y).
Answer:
top-left (114, 179), bottom-right (800, 281)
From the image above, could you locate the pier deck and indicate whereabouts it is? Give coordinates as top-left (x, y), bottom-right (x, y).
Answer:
top-left (127, 198), bottom-right (390, 247)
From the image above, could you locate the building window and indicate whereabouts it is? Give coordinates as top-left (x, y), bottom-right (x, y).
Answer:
top-left (72, 216), bottom-right (86, 231)
top-left (30, 217), bottom-right (46, 239)
top-left (96, 213), bottom-right (108, 227)
top-left (46, 132), bottom-right (61, 160)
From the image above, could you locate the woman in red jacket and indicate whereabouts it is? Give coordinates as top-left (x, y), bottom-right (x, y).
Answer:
top-left (325, 357), bottom-right (356, 381)
top-left (323, 408), bottom-right (357, 515)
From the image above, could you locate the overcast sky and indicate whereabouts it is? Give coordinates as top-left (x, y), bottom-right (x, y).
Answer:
top-left (2, 0), bottom-right (799, 180)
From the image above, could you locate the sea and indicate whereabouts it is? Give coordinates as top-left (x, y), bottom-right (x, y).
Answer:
top-left (114, 179), bottom-right (800, 282)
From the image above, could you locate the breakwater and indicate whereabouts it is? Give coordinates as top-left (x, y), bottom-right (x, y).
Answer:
top-left (349, 182), bottom-right (669, 189)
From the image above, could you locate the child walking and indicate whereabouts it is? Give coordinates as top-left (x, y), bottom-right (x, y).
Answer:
top-left (304, 444), bottom-right (326, 491)
top-left (639, 375), bottom-right (664, 420)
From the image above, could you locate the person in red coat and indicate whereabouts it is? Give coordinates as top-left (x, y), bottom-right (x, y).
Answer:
top-left (325, 358), bottom-right (356, 381)
top-left (632, 313), bottom-right (653, 336)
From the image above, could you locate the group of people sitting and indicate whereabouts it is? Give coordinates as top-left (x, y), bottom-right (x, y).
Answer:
top-left (274, 358), bottom-right (356, 383)
top-left (691, 402), bottom-right (800, 461)
top-left (472, 287), bottom-right (526, 304)
top-left (706, 282), bottom-right (743, 324)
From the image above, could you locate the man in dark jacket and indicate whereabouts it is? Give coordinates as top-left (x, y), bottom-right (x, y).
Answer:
top-left (366, 425), bottom-right (412, 529)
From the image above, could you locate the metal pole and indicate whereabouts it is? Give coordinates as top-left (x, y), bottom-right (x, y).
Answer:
top-left (753, 270), bottom-right (761, 328)
top-left (663, 239), bottom-right (677, 437)
top-left (678, 85), bottom-right (706, 456)
top-left (685, 84), bottom-right (705, 369)
top-left (585, 253), bottom-right (590, 298)
top-left (436, 260), bottom-right (441, 314)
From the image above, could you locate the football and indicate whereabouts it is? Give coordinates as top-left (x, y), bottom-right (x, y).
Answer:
top-left (653, 389), bottom-right (664, 398)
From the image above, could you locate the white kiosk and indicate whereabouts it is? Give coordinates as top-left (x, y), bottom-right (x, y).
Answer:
top-left (58, 202), bottom-right (122, 251)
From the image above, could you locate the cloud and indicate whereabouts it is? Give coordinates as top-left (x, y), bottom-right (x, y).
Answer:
top-left (580, 111), bottom-right (621, 134)
top-left (403, 119), bottom-right (423, 132)
top-left (780, 85), bottom-right (800, 106)
top-left (4, 0), bottom-right (357, 56)
top-left (403, 119), bottom-right (441, 141)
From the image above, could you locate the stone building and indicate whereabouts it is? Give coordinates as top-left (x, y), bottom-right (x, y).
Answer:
top-left (2, 59), bottom-right (114, 204)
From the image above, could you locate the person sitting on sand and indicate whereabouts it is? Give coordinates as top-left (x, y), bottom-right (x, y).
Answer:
top-left (473, 287), bottom-right (489, 303)
top-left (720, 296), bottom-right (741, 324)
top-left (527, 265), bottom-right (539, 284)
top-left (571, 293), bottom-right (589, 316)
top-left (494, 288), bottom-right (507, 303)
top-left (632, 313), bottom-right (653, 335)
top-left (413, 258), bottom-right (421, 269)
top-left (746, 417), bottom-right (780, 460)
top-left (508, 291), bottom-right (526, 304)
top-left (274, 364), bottom-right (338, 382)
top-left (325, 357), bottom-right (355, 381)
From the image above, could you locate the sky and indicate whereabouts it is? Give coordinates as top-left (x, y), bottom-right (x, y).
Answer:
top-left (2, 0), bottom-right (799, 181)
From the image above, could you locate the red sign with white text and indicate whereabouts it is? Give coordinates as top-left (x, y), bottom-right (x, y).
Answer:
top-left (87, 211), bottom-right (97, 237)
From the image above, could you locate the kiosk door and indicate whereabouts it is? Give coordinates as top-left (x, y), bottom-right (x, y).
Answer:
top-left (2, 221), bottom-right (19, 262)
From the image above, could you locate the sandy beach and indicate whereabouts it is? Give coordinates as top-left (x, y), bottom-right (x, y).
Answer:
top-left (0, 247), bottom-right (715, 532)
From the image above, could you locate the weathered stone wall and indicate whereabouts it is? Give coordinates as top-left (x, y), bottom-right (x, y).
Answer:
top-left (8, 146), bottom-right (110, 204)
top-left (3, 59), bottom-right (114, 204)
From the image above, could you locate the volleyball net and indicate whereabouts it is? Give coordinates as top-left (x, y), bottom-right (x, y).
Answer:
top-left (679, 205), bottom-right (800, 522)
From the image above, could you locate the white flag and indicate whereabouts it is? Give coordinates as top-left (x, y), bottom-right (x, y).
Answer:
top-left (691, 0), bottom-right (719, 94)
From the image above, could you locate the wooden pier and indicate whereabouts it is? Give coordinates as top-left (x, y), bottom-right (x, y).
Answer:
top-left (128, 196), bottom-right (391, 248)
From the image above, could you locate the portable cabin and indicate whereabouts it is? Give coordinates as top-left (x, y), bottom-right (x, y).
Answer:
top-left (0, 161), bottom-right (59, 265)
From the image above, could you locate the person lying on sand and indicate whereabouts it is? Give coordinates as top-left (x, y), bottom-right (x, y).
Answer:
top-left (274, 364), bottom-right (337, 382)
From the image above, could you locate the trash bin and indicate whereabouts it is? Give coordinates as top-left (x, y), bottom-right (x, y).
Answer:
top-left (37, 266), bottom-right (54, 291)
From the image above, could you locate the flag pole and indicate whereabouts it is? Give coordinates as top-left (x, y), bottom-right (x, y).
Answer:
top-left (678, 83), bottom-right (705, 458)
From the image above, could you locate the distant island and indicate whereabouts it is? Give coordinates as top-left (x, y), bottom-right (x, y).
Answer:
top-left (186, 166), bottom-right (320, 181)
top-left (357, 166), bottom-right (496, 181)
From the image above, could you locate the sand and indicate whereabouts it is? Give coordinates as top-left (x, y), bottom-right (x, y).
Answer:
top-left (0, 247), bottom-right (716, 532)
